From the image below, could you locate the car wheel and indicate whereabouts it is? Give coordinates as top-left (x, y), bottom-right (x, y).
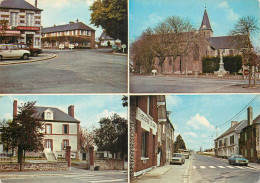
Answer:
top-left (22, 54), bottom-right (29, 60)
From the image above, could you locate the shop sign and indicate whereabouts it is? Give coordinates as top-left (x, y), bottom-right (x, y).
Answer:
top-left (17, 26), bottom-right (40, 31)
top-left (136, 107), bottom-right (157, 135)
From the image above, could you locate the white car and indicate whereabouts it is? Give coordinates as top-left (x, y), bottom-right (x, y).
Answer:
top-left (0, 44), bottom-right (30, 60)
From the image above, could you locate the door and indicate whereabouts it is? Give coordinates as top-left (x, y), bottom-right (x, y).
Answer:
top-left (45, 139), bottom-right (52, 152)
top-left (157, 152), bottom-right (161, 166)
top-left (26, 34), bottom-right (34, 46)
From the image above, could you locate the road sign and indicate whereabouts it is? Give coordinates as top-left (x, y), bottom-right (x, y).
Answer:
top-left (69, 44), bottom-right (74, 50)
top-left (243, 69), bottom-right (250, 76)
top-left (122, 44), bottom-right (126, 53)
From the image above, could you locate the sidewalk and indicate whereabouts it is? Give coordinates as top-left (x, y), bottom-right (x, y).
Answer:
top-left (144, 165), bottom-right (171, 176)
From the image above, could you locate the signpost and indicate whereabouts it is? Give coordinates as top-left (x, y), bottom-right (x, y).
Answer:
top-left (59, 44), bottom-right (64, 50)
top-left (122, 44), bottom-right (126, 53)
top-left (69, 44), bottom-right (74, 50)
top-left (243, 69), bottom-right (250, 76)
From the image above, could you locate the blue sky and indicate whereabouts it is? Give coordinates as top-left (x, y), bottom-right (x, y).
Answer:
top-left (0, 95), bottom-right (127, 129)
top-left (166, 94), bottom-right (260, 151)
top-left (129, 0), bottom-right (260, 47)
top-left (26, 0), bottom-right (103, 38)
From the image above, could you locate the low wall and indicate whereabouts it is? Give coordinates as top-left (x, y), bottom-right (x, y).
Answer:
top-left (0, 162), bottom-right (68, 172)
top-left (94, 159), bottom-right (124, 170)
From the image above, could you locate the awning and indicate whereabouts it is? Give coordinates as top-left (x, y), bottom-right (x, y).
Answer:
top-left (1, 30), bottom-right (21, 36)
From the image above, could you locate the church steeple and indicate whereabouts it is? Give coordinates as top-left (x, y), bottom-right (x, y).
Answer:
top-left (199, 8), bottom-right (213, 37)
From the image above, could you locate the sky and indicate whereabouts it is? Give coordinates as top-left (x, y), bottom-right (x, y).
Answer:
top-left (129, 0), bottom-right (260, 47)
top-left (166, 94), bottom-right (260, 152)
top-left (25, 0), bottom-right (103, 39)
top-left (0, 95), bottom-right (127, 129)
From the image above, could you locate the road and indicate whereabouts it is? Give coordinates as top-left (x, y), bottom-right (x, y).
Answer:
top-left (0, 49), bottom-right (127, 93)
top-left (0, 169), bottom-right (127, 183)
top-left (191, 154), bottom-right (260, 183)
top-left (130, 74), bottom-right (260, 93)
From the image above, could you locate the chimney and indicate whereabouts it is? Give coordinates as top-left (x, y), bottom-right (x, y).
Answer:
top-left (13, 100), bottom-right (17, 117)
top-left (35, 0), bottom-right (37, 8)
top-left (68, 105), bottom-right (74, 118)
top-left (231, 121), bottom-right (238, 127)
top-left (247, 107), bottom-right (253, 126)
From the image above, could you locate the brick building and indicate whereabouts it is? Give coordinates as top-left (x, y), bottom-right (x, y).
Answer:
top-left (0, 0), bottom-right (42, 48)
top-left (130, 96), bottom-right (159, 177)
top-left (42, 20), bottom-right (95, 49)
top-left (239, 107), bottom-right (260, 162)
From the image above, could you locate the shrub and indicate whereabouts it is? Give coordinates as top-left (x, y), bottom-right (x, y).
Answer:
top-left (202, 57), bottom-right (219, 73)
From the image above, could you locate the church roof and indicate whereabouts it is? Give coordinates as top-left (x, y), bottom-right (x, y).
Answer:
top-left (42, 22), bottom-right (95, 33)
top-left (206, 35), bottom-right (247, 49)
top-left (199, 9), bottom-right (212, 31)
top-left (0, 0), bottom-right (42, 11)
top-left (99, 31), bottom-right (114, 40)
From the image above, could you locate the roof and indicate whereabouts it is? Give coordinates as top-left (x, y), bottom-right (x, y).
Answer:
top-left (206, 35), bottom-right (247, 49)
top-left (199, 9), bottom-right (212, 31)
top-left (42, 22), bottom-right (95, 33)
top-left (35, 106), bottom-right (80, 123)
top-left (215, 120), bottom-right (247, 140)
top-left (99, 31), bottom-right (114, 40)
top-left (0, 0), bottom-right (42, 11)
top-left (253, 115), bottom-right (260, 124)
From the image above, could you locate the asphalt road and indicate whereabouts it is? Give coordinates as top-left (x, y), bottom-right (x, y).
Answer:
top-left (0, 49), bottom-right (127, 93)
top-left (191, 154), bottom-right (260, 183)
top-left (130, 74), bottom-right (260, 93)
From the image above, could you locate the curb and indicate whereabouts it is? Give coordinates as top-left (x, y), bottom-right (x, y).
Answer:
top-left (0, 54), bottom-right (57, 66)
top-left (184, 160), bottom-right (192, 183)
top-left (113, 52), bottom-right (127, 56)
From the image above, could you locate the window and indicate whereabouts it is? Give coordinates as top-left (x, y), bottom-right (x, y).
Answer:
top-left (63, 139), bottom-right (69, 149)
top-left (63, 124), bottom-right (69, 134)
top-left (26, 13), bottom-right (34, 26)
top-left (10, 12), bottom-right (18, 26)
top-left (224, 138), bottom-right (228, 147)
top-left (141, 131), bottom-right (148, 157)
top-left (230, 135), bottom-right (234, 145)
top-left (219, 140), bottom-right (222, 147)
top-left (45, 124), bottom-right (52, 134)
top-left (35, 37), bottom-right (40, 46)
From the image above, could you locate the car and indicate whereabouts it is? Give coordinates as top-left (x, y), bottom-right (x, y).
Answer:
top-left (13, 43), bottom-right (42, 57)
top-left (228, 155), bottom-right (248, 166)
top-left (0, 44), bottom-right (30, 60)
top-left (112, 45), bottom-right (118, 50)
top-left (184, 150), bottom-right (190, 159)
top-left (170, 153), bottom-right (185, 165)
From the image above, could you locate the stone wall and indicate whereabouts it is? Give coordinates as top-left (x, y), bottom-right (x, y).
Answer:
top-left (94, 159), bottom-right (124, 170)
top-left (0, 162), bottom-right (68, 172)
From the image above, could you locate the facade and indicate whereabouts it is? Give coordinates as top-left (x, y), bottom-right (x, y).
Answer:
top-left (130, 96), bottom-right (159, 177)
top-left (0, 0), bottom-right (42, 48)
top-left (13, 100), bottom-right (80, 160)
top-left (214, 120), bottom-right (247, 158)
top-left (99, 30), bottom-right (121, 47)
top-left (153, 8), bottom-right (246, 74)
top-left (157, 95), bottom-right (174, 166)
top-left (42, 20), bottom-right (95, 49)
top-left (239, 107), bottom-right (260, 162)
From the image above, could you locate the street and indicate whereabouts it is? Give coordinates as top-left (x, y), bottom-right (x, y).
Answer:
top-left (0, 168), bottom-right (127, 183)
top-left (130, 74), bottom-right (260, 93)
top-left (0, 49), bottom-right (127, 93)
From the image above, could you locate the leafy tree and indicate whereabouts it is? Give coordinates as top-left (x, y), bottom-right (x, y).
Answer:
top-left (90, 0), bottom-right (128, 46)
top-left (94, 113), bottom-right (127, 159)
top-left (174, 134), bottom-right (186, 153)
top-left (230, 16), bottom-right (259, 87)
top-left (79, 125), bottom-right (95, 152)
top-left (122, 95), bottom-right (128, 107)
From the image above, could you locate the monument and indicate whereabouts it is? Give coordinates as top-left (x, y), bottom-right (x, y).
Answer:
top-left (214, 50), bottom-right (229, 77)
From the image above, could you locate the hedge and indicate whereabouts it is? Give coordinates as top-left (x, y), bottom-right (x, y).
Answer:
top-left (202, 55), bottom-right (242, 73)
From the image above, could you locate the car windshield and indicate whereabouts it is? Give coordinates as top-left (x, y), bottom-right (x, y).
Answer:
top-left (173, 154), bottom-right (182, 157)
top-left (234, 155), bottom-right (244, 158)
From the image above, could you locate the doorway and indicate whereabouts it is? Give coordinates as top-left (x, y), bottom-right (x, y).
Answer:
top-left (26, 34), bottom-right (34, 46)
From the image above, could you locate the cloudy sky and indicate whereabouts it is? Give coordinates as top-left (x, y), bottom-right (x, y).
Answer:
top-left (25, 0), bottom-right (103, 38)
top-left (166, 94), bottom-right (260, 151)
top-left (129, 0), bottom-right (260, 47)
top-left (0, 95), bottom-right (127, 129)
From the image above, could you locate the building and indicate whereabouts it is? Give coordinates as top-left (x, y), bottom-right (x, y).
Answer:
top-left (214, 120), bottom-right (247, 158)
top-left (239, 107), bottom-right (260, 162)
top-left (99, 30), bottom-right (121, 47)
top-left (130, 96), bottom-right (159, 177)
top-left (42, 20), bottom-right (95, 49)
top-left (0, 0), bottom-right (42, 48)
top-left (13, 100), bottom-right (80, 160)
top-left (153, 8), bottom-right (246, 74)
top-left (157, 95), bottom-right (174, 166)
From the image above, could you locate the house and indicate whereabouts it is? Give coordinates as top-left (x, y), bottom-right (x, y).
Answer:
top-left (42, 20), bottom-right (95, 49)
top-left (13, 100), bottom-right (80, 160)
top-left (156, 95), bottom-right (174, 166)
top-left (130, 96), bottom-right (159, 177)
top-left (0, 0), bottom-right (42, 48)
top-left (214, 120), bottom-right (247, 158)
top-left (153, 8), bottom-right (246, 74)
top-left (99, 30), bottom-right (121, 47)
top-left (239, 107), bottom-right (260, 162)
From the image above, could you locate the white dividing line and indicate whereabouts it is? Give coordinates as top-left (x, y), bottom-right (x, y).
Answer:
top-left (227, 166), bottom-right (234, 169)
top-left (209, 166), bottom-right (216, 168)
top-left (200, 166), bottom-right (206, 169)
top-left (90, 179), bottom-right (127, 183)
top-left (193, 166), bottom-right (196, 169)
top-left (235, 166), bottom-right (245, 169)
top-left (218, 166), bottom-right (225, 168)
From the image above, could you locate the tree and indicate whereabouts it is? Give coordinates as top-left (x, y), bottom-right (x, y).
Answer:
top-left (79, 125), bottom-right (95, 152)
top-left (230, 16), bottom-right (259, 87)
top-left (94, 113), bottom-right (127, 159)
top-left (1, 101), bottom-right (44, 171)
top-left (174, 134), bottom-right (186, 153)
top-left (90, 0), bottom-right (128, 46)
top-left (122, 95), bottom-right (128, 107)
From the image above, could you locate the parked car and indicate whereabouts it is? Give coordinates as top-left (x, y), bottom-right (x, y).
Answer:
top-left (0, 44), bottom-right (30, 60)
top-left (170, 153), bottom-right (185, 165)
top-left (228, 155), bottom-right (248, 166)
top-left (184, 150), bottom-right (190, 159)
top-left (13, 43), bottom-right (42, 57)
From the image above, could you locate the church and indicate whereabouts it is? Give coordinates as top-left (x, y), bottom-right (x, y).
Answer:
top-left (153, 8), bottom-right (246, 74)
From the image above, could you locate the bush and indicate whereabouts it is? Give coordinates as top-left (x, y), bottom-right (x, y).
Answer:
top-left (202, 57), bottom-right (219, 73)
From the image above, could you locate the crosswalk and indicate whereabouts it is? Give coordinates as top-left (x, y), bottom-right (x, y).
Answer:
top-left (192, 165), bottom-right (257, 171)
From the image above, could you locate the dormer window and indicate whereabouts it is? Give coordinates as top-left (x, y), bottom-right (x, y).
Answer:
top-left (44, 109), bottom-right (54, 120)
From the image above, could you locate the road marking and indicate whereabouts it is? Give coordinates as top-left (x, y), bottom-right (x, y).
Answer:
top-left (193, 166), bottom-right (196, 169)
top-left (90, 179), bottom-right (127, 183)
top-left (200, 166), bottom-right (206, 169)
top-left (227, 166), bottom-right (234, 169)
top-left (209, 166), bottom-right (216, 168)
top-left (218, 166), bottom-right (225, 168)
top-left (235, 166), bottom-right (245, 169)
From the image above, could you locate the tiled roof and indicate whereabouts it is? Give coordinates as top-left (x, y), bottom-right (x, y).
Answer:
top-left (35, 106), bottom-right (80, 123)
top-left (253, 115), bottom-right (260, 124)
top-left (206, 35), bottom-right (247, 49)
top-left (199, 9), bottom-right (212, 31)
top-left (42, 22), bottom-right (95, 33)
top-left (0, 0), bottom-right (42, 11)
top-left (99, 31), bottom-right (114, 40)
